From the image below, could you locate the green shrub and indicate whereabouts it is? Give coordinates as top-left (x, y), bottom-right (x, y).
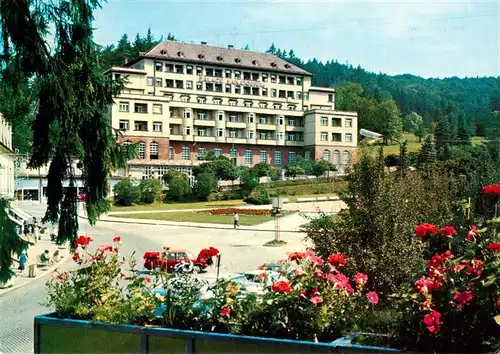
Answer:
top-left (194, 172), bottom-right (218, 201)
top-left (113, 179), bottom-right (141, 206)
top-left (139, 179), bottom-right (163, 204)
top-left (244, 187), bottom-right (271, 205)
top-left (166, 178), bottom-right (192, 201)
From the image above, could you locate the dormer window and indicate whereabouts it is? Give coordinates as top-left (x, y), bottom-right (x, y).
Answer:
top-left (177, 51), bottom-right (184, 57)
top-left (216, 56), bottom-right (223, 61)
top-left (284, 64), bottom-right (291, 69)
top-left (252, 60), bottom-right (259, 65)
top-left (198, 54), bottom-right (205, 59)
top-left (270, 62), bottom-right (277, 67)
top-left (160, 49), bottom-right (166, 55)
top-left (235, 58), bottom-right (242, 63)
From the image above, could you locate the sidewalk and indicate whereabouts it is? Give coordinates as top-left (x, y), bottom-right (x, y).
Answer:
top-left (0, 234), bottom-right (70, 297)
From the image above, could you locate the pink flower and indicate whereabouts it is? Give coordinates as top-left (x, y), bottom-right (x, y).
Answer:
top-left (52, 272), bottom-right (63, 282)
top-left (98, 244), bottom-right (113, 253)
top-left (454, 291), bottom-right (474, 306)
top-left (423, 310), bottom-right (441, 334)
top-left (354, 273), bottom-right (368, 287)
top-left (220, 307), bottom-right (231, 317)
top-left (415, 277), bottom-right (435, 295)
top-left (466, 225), bottom-right (478, 242)
top-left (309, 255), bottom-right (324, 266)
top-left (366, 291), bottom-right (379, 305)
top-left (310, 295), bottom-right (323, 305)
top-left (288, 252), bottom-right (306, 262)
top-left (439, 226), bottom-right (457, 238)
top-left (144, 277), bottom-right (152, 284)
top-left (329, 273), bottom-right (354, 293)
top-left (113, 236), bottom-right (121, 243)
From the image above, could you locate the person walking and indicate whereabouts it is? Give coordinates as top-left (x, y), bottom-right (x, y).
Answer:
top-left (19, 250), bottom-right (28, 275)
top-left (233, 212), bottom-right (240, 229)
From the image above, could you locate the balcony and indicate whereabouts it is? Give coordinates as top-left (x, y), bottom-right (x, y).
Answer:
top-left (194, 136), bottom-right (216, 143)
top-left (169, 117), bottom-right (183, 125)
top-left (256, 123), bottom-right (276, 131)
top-left (226, 121), bottom-right (246, 129)
top-left (194, 120), bottom-right (216, 127)
top-left (285, 125), bottom-right (305, 132)
top-left (169, 134), bottom-right (183, 141)
top-left (285, 140), bottom-right (303, 147)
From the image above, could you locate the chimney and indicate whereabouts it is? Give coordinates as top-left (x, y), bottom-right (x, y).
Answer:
top-left (228, 45), bottom-right (234, 49)
top-left (201, 41), bottom-right (207, 45)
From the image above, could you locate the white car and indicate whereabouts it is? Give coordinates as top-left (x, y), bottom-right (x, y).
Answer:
top-left (241, 270), bottom-right (282, 286)
top-left (196, 273), bottom-right (263, 297)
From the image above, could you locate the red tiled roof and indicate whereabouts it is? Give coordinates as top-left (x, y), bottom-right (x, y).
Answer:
top-left (139, 40), bottom-right (312, 76)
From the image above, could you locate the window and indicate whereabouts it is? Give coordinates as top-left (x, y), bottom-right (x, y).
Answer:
top-left (225, 69), bottom-right (232, 78)
top-left (186, 81), bottom-right (193, 89)
top-left (155, 78), bottom-right (162, 87)
top-left (345, 118), bottom-right (352, 128)
top-left (186, 65), bottom-right (193, 75)
top-left (259, 132), bottom-right (266, 140)
top-left (150, 142), bottom-right (159, 160)
top-left (243, 86), bottom-right (251, 95)
top-left (147, 77), bottom-right (154, 86)
top-left (271, 89), bottom-right (277, 97)
top-left (230, 149), bottom-right (237, 159)
top-left (235, 71), bottom-right (241, 79)
top-left (320, 132), bottom-right (328, 141)
top-left (262, 73), bottom-right (268, 82)
top-left (197, 128), bottom-right (206, 136)
top-left (260, 150), bottom-right (267, 162)
top-left (321, 116), bottom-right (328, 126)
top-left (214, 148), bottom-right (222, 157)
top-left (259, 116), bottom-right (268, 124)
top-left (262, 88), bottom-right (268, 96)
top-left (175, 65), bottom-right (183, 74)
top-left (134, 121), bottom-right (148, 131)
top-left (229, 115), bottom-right (237, 122)
top-left (197, 147), bottom-right (206, 160)
top-left (119, 120), bottom-right (129, 130)
top-left (247, 130), bottom-right (254, 139)
top-left (332, 133), bottom-right (342, 142)
top-left (274, 151), bottom-right (282, 165)
top-left (328, 94), bottom-right (334, 103)
top-left (234, 85), bottom-right (241, 94)
top-left (165, 64), bottom-right (174, 72)
top-left (304, 151), bottom-right (311, 161)
top-left (333, 150), bottom-right (340, 166)
top-left (183, 110), bottom-right (191, 119)
top-left (196, 66), bottom-right (203, 76)
top-left (119, 102), bottom-right (129, 112)
top-left (225, 84), bottom-right (231, 93)
top-left (297, 92), bottom-right (302, 100)
top-left (297, 77), bottom-right (302, 85)
top-left (271, 75), bottom-right (277, 83)
top-left (137, 142), bottom-right (146, 159)
top-left (229, 130), bottom-right (237, 138)
top-left (196, 82), bottom-right (203, 90)
top-left (247, 114), bottom-right (254, 123)
top-left (322, 150), bottom-right (330, 161)
top-left (134, 103), bottom-right (148, 113)
top-left (276, 132), bottom-right (284, 141)
top-left (169, 146), bottom-right (174, 159)
top-left (288, 152), bottom-right (296, 163)
top-left (216, 128), bottom-right (225, 137)
top-left (287, 133), bottom-right (296, 141)
top-left (345, 133), bottom-right (353, 143)
top-left (245, 149), bottom-right (253, 165)
top-left (277, 117), bottom-right (284, 125)
top-left (153, 104), bottom-right (162, 114)
top-left (198, 112), bottom-right (206, 120)
top-left (331, 118), bottom-right (342, 127)
top-left (184, 126), bottom-right (191, 135)
top-left (153, 122), bottom-right (162, 132)
top-left (343, 151), bottom-right (351, 165)
top-left (243, 72), bottom-right (251, 80)
top-left (217, 112), bottom-right (224, 121)
top-left (288, 119), bottom-right (296, 126)
top-left (304, 92), bottom-right (309, 100)
top-left (181, 146), bottom-right (190, 160)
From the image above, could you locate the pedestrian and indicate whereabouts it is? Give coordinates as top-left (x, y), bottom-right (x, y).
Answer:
top-left (19, 250), bottom-right (28, 274)
top-left (40, 250), bottom-right (52, 265)
top-left (233, 212), bottom-right (240, 229)
top-left (52, 250), bottom-right (61, 263)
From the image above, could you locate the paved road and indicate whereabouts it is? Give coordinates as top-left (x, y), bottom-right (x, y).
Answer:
top-left (0, 202), bottom-right (308, 353)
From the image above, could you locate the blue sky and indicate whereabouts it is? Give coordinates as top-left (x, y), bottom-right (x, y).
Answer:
top-left (93, 0), bottom-right (499, 79)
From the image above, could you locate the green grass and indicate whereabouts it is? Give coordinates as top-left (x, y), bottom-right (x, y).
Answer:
top-left (264, 180), bottom-right (348, 198)
top-left (113, 210), bottom-right (292, 226)
top-left (109, 200), bottom-right (245, 212)
top-left (286, 193), bottom-right (339, 202)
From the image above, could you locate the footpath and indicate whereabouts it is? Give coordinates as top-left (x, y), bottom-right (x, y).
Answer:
top-left (0, 223), bottom-right (70, 297)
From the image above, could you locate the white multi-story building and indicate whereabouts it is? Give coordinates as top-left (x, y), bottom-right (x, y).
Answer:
top-left (107, 40), bottom-right (358, 180)
top-left (0, 113), bottom-right (15, 197)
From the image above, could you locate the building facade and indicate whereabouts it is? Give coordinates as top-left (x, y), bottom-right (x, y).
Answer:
top-left (0, 113), bottom-right (15, 197)
top-left (108, 41), bottom-right (358, 181)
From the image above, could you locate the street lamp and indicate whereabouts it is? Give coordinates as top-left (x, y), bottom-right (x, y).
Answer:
top-left (359, 129), bottom-right (404, 178)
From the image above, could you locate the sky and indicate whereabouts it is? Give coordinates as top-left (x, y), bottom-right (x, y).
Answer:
top-left (93, 0), bottom-right (500, 79)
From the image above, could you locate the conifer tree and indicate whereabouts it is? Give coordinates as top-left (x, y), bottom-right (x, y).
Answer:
top-left (419, 134), bottom-right (437, 166)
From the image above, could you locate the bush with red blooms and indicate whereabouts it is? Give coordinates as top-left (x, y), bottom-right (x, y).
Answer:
top-left (399, 187), bottom-right (500, 352)
top-left (196, 247), bottom-right (220, 266)
top-left (199, 207), bottom-right (270, 216)
top-left (143, 251), bottom-right (161, 270)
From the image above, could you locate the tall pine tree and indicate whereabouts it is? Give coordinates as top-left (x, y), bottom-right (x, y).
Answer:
top-left (419, 134), bottom-right (437, 166)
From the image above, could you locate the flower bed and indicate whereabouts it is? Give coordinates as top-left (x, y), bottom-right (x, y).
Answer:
top-left (198, 207), bottom-right (270, 216)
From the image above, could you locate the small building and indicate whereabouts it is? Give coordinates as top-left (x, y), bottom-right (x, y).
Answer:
top-left (0, 113), bottom-right (15, 197)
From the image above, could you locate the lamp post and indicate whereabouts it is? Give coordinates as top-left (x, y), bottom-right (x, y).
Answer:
top-left (359, 129), bottom-right (404, 179)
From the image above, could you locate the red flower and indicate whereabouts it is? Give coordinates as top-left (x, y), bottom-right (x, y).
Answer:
top-left (97, 244), bottom-right (113, 253)
top-left (327, 253), bottom-right (347, 267)
top-left (441, 250), bottom-right (453, 260)
top-left (288, 252), bottom-right (306, 262)
top-left (482, 184), bottom-right (500, 198)
top-left (310, 295), bottom-right (323, 305)
top-left (423, 310), bottom-right (441, 334)
top-left (329, 273), bottom-right (354, 293)
top-left (439, 226), bottom-right (457, 238)
top-left (415, 223), bottom-right (438, 238)
top-left (415, 277), bottom-right (435, 295)
top-left (354, 273), bottom-right (368, 287)
top-left (454, 291), bottom-right (474, 306)
top-left (75, 235), bottom-right (93, 248)
top-left (366, 291), bottom-right (379, 305)
top-left (144, 277), bottom-right (152, 284)
top-left (220, 307), bottom-right (231, 317)
top-left (487, 242), bottom-right (500, 253)
top-left (472, 258), bottom-right (484, 268)
top-left (72, 252), bottom-right (80, 262)
top-left (466, 225), bottom-right (478, 242)
top-left (113, 236), bottom-right (121, 243)
top-left (427, 253), bottom-right (443, 268)
top-left (309, 255), bottom-right (324, 266)
top-left (272, 280), bottom-right (291, 294)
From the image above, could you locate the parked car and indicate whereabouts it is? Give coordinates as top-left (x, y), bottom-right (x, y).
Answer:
top-left (241, 270), bottom-right (282, 286)
top-left (143, 248), bottom-right (209, 273)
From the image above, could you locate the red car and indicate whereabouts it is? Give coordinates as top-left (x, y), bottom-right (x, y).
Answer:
top-left (143, 248), bottom-right (218, 274)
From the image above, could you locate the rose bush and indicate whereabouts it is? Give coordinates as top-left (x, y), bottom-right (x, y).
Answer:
top-left (199, 208), bottom-right (270, 216)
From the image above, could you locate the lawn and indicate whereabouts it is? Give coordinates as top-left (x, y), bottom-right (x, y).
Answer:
top-left (109, 200), bottom-right (245, 212)
top-left (112, 210), bottom-right (291, 226)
